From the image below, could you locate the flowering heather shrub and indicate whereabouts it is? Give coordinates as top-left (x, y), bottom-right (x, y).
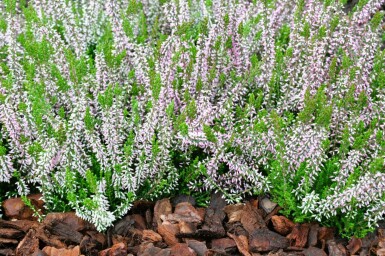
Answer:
top-left (0, 0), bottom-right (385, 236)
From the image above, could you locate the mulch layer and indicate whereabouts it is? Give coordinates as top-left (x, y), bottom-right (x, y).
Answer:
top-left (0, 193), bottom-right (384, 256)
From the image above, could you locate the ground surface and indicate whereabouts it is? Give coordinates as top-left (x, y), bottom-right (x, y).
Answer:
top-left (0, 193), bottom-right (384, 256)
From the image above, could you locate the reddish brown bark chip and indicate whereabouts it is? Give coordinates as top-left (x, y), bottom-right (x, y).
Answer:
top-left (15, 229), bottom-right (39, 256)
top-left (153, 199), bottom-right (173, 228)
top-left (0, 228), bottom-right (24, 239)
top-left (167, 202), bottom-right (203, 224)
top-left (271, 216), bottom-right (295, 236)
top-left (249, 228), bottom-right (289, 252)
top-left (0, 219), bottom-right (39, 233)
top-left (142, 229), bottom-right (163, 243)
top-left (286, 223), bottom-right (310, 248)
top-left (158, 221), bottom-right (180, 246)
top-left (43, 212), bottom-right (95, 232)
top-left (2, 198), bottom-right (35, 220)
top-left (303, 247), bottom-right (327, 256)
top-left (240, 202), bottom-right (266, 234)
top-left (224, 203), bottom-right (245, 223)
top-left (211, 237), bottom-right (237, 253)
top-left (347, 237), bottom-right (362, 255)
top-left (227, 232), bottom-right (251, 256)
top-left (98, 243), bottom-right (127, 256)
top-left (43, 246), bottom-right (81, 256)
top-left (170, 243), bottom-right (197, 256)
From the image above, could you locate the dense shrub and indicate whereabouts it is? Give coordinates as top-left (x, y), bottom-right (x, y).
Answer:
top-left (0, 0), bottom-right (385, 236)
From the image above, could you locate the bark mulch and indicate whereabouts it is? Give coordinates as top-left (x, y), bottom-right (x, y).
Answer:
top-left (0, 193), bottom-right (384, 256)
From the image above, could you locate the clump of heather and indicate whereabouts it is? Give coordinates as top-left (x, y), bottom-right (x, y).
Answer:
top-left (0, 0), bottom-right (384, 236)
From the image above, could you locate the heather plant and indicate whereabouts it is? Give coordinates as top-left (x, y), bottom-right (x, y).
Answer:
top-left (0, 0), bottom-right (385, 237)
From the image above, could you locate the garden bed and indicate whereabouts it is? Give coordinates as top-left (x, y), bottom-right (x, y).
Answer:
top-left (1, 193), bottom-right (384, 256)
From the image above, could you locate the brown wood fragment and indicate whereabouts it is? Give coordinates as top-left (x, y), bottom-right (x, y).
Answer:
top-left (170, 243), bottom-right (197, 256)
top-left (15, 229), bottom-right (39, 256)
top-left (271, 216), bottom-right (295, 236)
top-left (142, 229), bottom-right (162, 243)
top-left (0, 219), bottom-right (39, 233)
top-left (0, 249), bottom-right (15, 256)
top-left (303, 246), bottom-right (327, 256)
top-left (347, 237), bottom-right (362, 255)
top-left (240, 202), bottom-right (266, 234)
top-left (47, 221), bottom-right (84, 244)
top-left (224, 204), bottom-right (245, 223)
top-left (211, 237), bottom-right (237, 254)
top-left (43, 212), bottom-right (95, 232)
top-left (98, 242), bottom-right (127, 256)
top-left (0, 238), bottom-right (18, 245)
top-left (307, 223), bottom-right (319, 247)
top-left (327, 240), bottom-right (347, 256)
top-left (43, 245), bottom-right (81, 256)
top-left (249, 228), bottom-right (289, 252)
top-left (153, 199), bottom-right (172, 228)
top-left (227, 232), bottom-right (251, 256)
top-left (200, 193), bottom-right (227, 238)
top-left (35, 227), bottom-right (66, 249)
top-left (286, 223), bottom-right (310, 248)
top-left (0, 228), bottom-right (23, 239)
top-left (157, 221), bottom-right (180, 246)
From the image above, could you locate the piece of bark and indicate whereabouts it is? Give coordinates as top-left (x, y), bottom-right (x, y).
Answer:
top-left (318, 227), bottom-right (335, 250)
top-left (0, 249), bottom-right (15, 256)
top-left (179, 221), bottom-right (197, 235)
top-left (15, 229), bottom-right (39, 256)
top-left (153, 199), bottom-right (172, 228)
top-left (307, 223), bottom-right (319, 247)
top-left (145, 209), bottom-right (153, 230)
top-left (347, 237), bottom-right (362, 255)
top-left (271, 216), bottom-right (295, 236)
top-left (113, 215), bottom-right (135, 237)
top-left (286, 223), bottom-right (310, 248)
top-left (132, 214), bottom-right (147, 230)
top-left (170, 243), bottom-right (197, 256)
top-left (0, 237), bottom-right (18, 245)
top-left (224, 204), bottom-right (245, 223)
top-left (200, 193), bottom-right (227, 238)
top-left (98, 242), bottom-right (127, 256)
top-left (142, 229), bottom-right (163, 243)
top-left (46, 221), bottom-right (84, 244)
top-left (225, 222), bottom-right (248, 237)
top-left (0, 228), bottom-right (24, 239)
top-left (249, 228), bottom-right (289, 252)
top-left (377, 248), bottom-right (385, 256)
top-left (80, 235), bottom-right (100, 256)
top-left (2, 197), bottom-right (34, 220)
top-left (158, 221), bottom-right (180, 246)
top-left (43, 212), bottom-right (95, 232)
top-left (167, 202), bottom-right (203, 224)
top-left (42, 246), bottom-right (80, 256)
top-left (0, 219), bottom-right (39, 233)
top-left (138, 243), bottom-right (163, 256)
top-left (187, 240), bottom-right (208, 256)
top-left (211, 238), bottom-right (237, 254)
top-left (35, 227), bottom-right (66, 249)
top-left (240, 202), bottom-right (266, 234)
top-left (227, 232), bottom-right (251, 256)
top-left (303, 247), bottom-right (327, 256)
top-left (327, 240), bottom-right (347, 256)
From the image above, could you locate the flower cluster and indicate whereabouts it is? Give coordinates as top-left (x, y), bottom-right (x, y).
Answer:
top-left (0, 0), bottom-right (384, 236)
